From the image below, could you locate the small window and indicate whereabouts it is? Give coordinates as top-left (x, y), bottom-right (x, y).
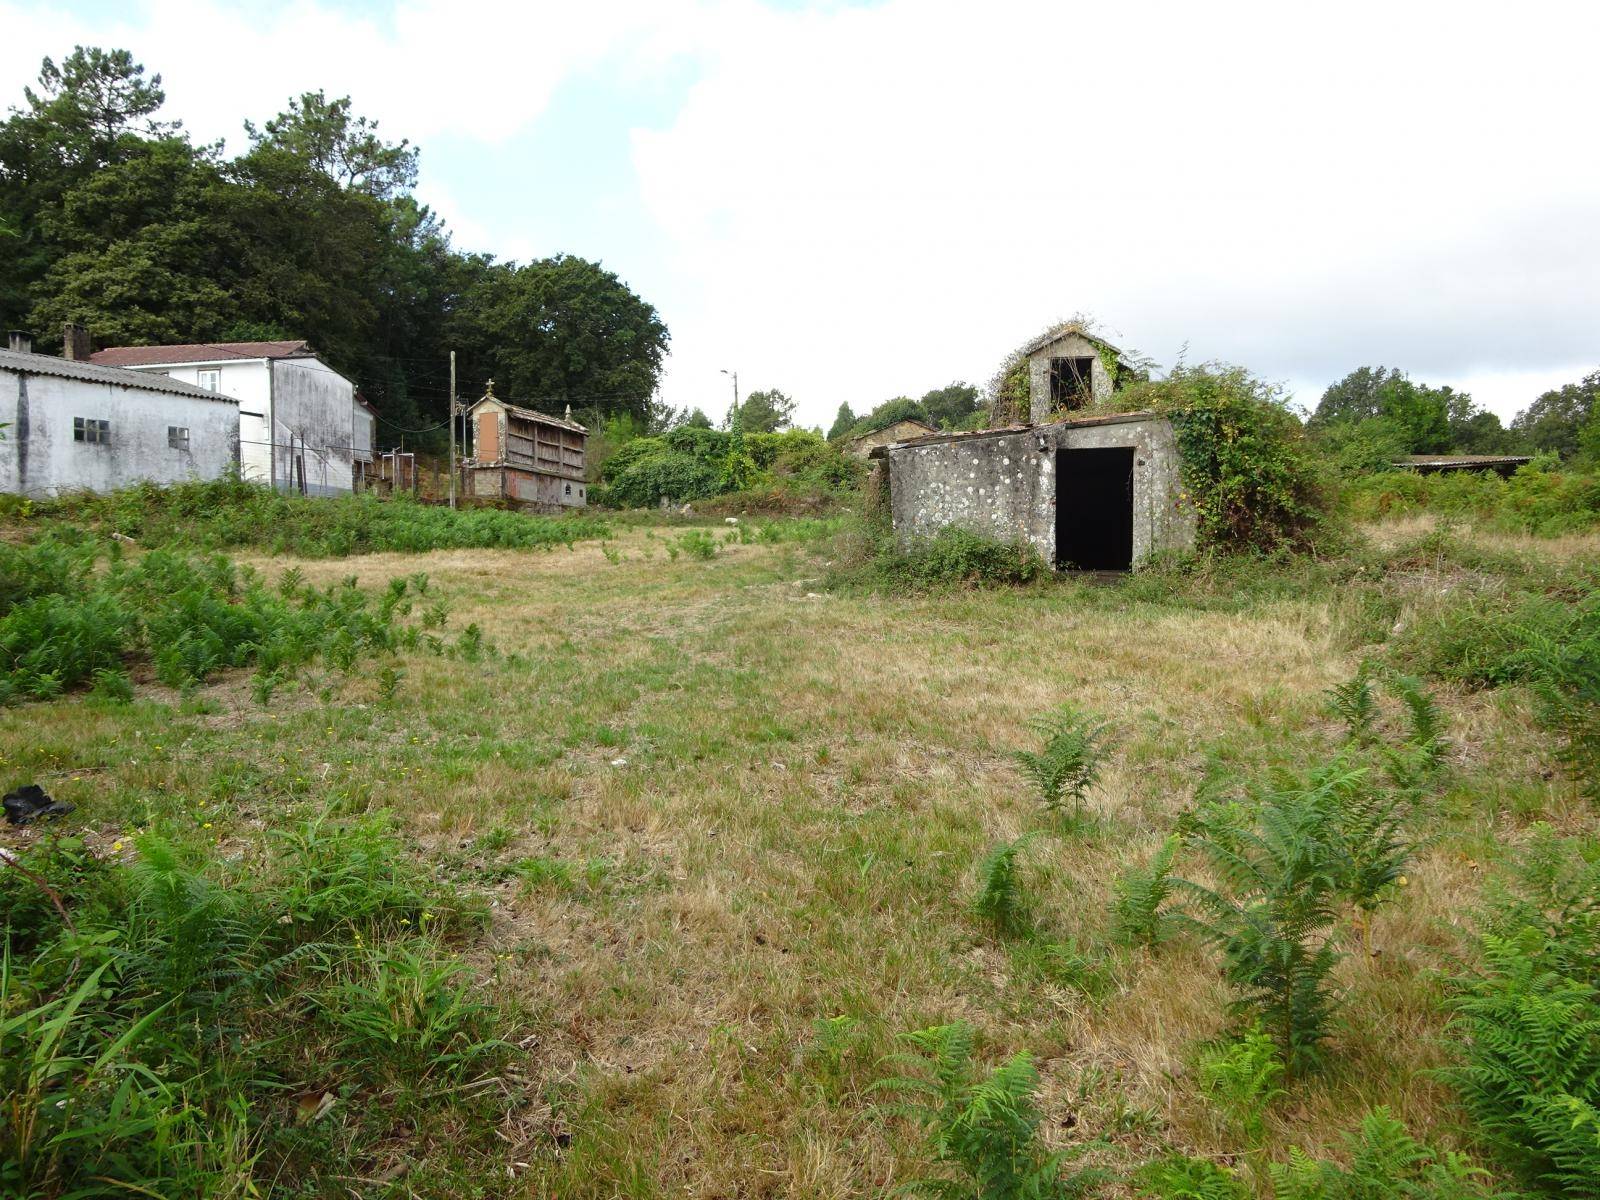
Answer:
top-left (168, 426), bottom-right (190, 450)
top-left (73, 417), bottom-right (110, 445)
top-left (564, 483), bottom-right (572, 496)
top-left (196, 369), bottom-right (220, 392)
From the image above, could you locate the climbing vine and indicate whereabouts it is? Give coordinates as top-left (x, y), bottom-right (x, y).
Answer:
top-left (1119, 365), bottom-right (1328, 553)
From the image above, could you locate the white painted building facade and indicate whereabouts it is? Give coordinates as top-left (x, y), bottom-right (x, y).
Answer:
top-left (1, 347), bottom-right (239, 497)
top-left (91, 341), bottom-right (360, 496)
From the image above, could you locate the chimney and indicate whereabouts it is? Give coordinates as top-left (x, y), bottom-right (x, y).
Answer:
top-left (62, 322), bottom-right (91, 362)
top-left (7, 330), bottom-right (33, 355)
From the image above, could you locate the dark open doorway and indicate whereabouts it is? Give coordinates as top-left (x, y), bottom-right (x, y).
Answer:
top-left (1055, 447), bottom-right (1134, 570)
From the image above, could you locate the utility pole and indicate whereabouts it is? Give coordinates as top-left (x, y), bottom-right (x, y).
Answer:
top-left (447, 350), bottom-right (457, 509)
top-left (721, 368), bottom-right (739, 430)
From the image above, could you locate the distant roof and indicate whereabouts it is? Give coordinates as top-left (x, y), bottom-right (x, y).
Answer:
top-left (469, 393), bottom-right (587, 434)
top-left (91, 340), bottom-right (315, 367)
top-left (0, 348), bottom-right (238, 404)
top-left (847, 417), bottom-right (939, 442)
top-left (1398, 454), bottom-right (1533, 473)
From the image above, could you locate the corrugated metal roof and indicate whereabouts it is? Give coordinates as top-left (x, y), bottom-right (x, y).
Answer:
top-left (0, 349), bottom-right (238, 403)
top-left (90, 340), bottom-right (314, 367)
top-left (1400, 454), bottom-right (1533, 467)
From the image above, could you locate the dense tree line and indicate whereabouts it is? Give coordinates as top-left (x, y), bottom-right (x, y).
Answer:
top-left (0, 47), bottom-right (669, 439)
top-left (1309, 364), bottom-right (1600, 466)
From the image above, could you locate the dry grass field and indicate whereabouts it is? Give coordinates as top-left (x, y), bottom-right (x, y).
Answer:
top-left (3, 518), bottom-right (1591, 1197)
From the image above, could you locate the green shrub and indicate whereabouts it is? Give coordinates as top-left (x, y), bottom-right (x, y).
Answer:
top-left (674, 529), bottom-right (719, 560)
top-left (1445, 830), bottom-right (1600, 1195)
top-left (1269, 1108), bottom-right (1512, 1200)
top-left (1115, 364), bottom-right (1328, 553)
top-left (1196, 1023), bottom-right (1285, 1142)
top-left (835, 525), bottom-right (1047, 592)
top-left (1177, 764), bottom-right (1349, 1076)
top-left (0, 543), bottom-right (440, 705)
top-left (1134, 1155), bottom-right (1251, 1200)
top-left (1343, 462), bottom-right (1600, 536)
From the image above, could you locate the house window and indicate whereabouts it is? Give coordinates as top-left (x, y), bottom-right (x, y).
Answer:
top-left (73, 417), bottom-right (110, 445)
top-left (1049, 357), bottom-right (1095, 410)
top-left (168, 426), bottom-right (190, 450)
top-left (196, 369), bottom-right (220, 391)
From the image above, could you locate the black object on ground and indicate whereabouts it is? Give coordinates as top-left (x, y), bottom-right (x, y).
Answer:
top-left (3, 785), bottom-right (75, 826)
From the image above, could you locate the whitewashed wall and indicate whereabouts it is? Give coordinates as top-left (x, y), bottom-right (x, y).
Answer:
top-left (155, 361), bottom-right (273, 483)
top-left (0, 369), bottom-right (239, 496)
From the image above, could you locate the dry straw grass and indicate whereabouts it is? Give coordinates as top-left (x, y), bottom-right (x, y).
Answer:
top-left (4, 521), bottom-right (1587, 1195)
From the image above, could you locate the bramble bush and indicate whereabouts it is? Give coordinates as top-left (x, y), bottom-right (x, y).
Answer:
top-left (1115, 365), bottom-right (1329, 554)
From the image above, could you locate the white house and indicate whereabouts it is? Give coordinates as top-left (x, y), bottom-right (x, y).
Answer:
top-left (1, 334), bottom-right (240, 497)
top-left (90, 339), bottom-right (360, 496)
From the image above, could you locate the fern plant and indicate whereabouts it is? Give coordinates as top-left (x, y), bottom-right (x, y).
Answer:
top-left (1323, 769), bottom-right (1414, 958)
top-left (1196, 1023), bottom-right (1284, 1143)
top-left (1134, 1155), bottom-right (1251, 1200)
top-left (1326, 665), bottom-right (1379, 747)
top-left (1112, 834), bottom-right (1180, 947)
top-left (973, 835), bottom-right (1038, 938)
top-left (1014, 705), bottom-right (1108, 825)
top-left (1176, 768), bottom-right (1347, 1077)
top-left (873, 1022), bottom-right (1106, 1199)
top-left (1444, 928), bottom-right (1600, 1195)
top-left (1270, 1107), bottom-right (1509, 1200)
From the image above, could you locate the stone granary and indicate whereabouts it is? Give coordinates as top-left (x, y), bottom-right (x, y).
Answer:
top-left (1022, 323), bottom-right (1144, 422)
top-left (872, 412), bottom-right (1195, 570)
top-left (461, 382), bottom-right (589, 511)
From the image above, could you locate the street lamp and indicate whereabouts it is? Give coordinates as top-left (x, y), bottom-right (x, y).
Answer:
top-left (720, 368), bottom-right (739, 430)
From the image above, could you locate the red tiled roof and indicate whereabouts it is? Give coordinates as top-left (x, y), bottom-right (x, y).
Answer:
top-left (89, 340), bottom-right (314, 367)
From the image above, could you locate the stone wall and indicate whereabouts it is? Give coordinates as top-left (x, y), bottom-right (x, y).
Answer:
top-left (883, 414), bottom-right (1196, 567)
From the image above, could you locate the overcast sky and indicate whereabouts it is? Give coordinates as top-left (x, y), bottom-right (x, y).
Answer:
top-left (7, 0), bottom-right (1599, 425)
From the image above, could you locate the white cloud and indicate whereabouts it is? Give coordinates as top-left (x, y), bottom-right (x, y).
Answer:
top-left (633, 0), bottom-right (1600, 423)
top-left (9, 0), bottom-right (1600, 425)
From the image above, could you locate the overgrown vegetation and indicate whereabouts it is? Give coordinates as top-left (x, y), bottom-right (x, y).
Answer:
top-left (0, 818), bottom-right (505, 1196)
top-left (595, 426), bottom-right (863, 510)
top-left (0, 535), bottom-right (458, 704)
top-left (1113, 365), bottom-right (1328, 554)
top-left (3, 475), bottom-right (610, 557)
top-left (827, 524), bottom-right (1047, 592)
top-left (1344, 463), bottom-right (1600, 536)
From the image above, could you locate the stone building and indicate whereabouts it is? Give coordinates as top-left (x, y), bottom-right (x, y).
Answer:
top-left (841, 417), bottom-right (938, 459)
top-left (873, 411), bottom-right (1195, 570)
top-left (1022, 323), bottom-right (1143, 423)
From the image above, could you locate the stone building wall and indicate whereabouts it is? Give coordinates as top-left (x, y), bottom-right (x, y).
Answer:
top-left (882, 413), bottom-right (1196, 567)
